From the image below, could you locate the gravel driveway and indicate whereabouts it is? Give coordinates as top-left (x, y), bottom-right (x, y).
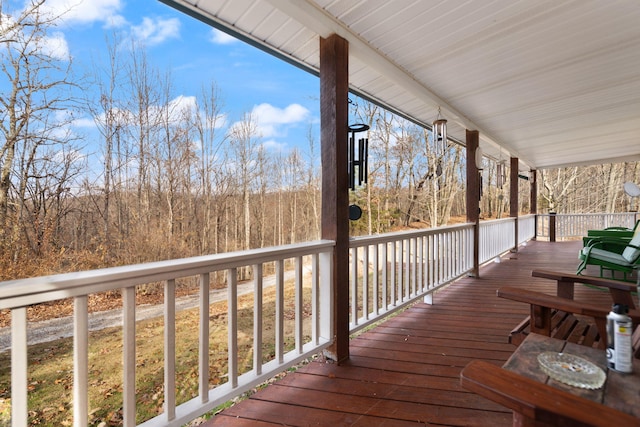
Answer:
top-left (0, 266), bottom-right (310, 353)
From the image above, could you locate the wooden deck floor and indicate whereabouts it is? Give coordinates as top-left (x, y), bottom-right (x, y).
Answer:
top-left (204, 240), bottom-right (617, 426)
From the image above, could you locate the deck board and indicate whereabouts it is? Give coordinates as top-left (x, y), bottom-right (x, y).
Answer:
top-left (205, 240), bottom-right (617, 426)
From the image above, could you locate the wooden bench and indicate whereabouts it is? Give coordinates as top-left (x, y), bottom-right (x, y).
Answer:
top-left (500, 270), bottom-right (639, 352)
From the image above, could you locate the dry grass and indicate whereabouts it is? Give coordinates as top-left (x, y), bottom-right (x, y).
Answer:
top-left (0, 280), bottom-right (313, 426)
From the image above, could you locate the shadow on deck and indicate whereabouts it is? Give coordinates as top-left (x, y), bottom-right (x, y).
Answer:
top-left (204, 240), bottom-right (615, 426)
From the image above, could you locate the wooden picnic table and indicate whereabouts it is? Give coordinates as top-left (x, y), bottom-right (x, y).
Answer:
top-left (461, 333), bottom-right (640, 426)
top-left (504, 333), bottom-right (640, 419)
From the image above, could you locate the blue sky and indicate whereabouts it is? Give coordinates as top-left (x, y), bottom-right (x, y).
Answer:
top-left (19, 0), bottom-right (321, 159)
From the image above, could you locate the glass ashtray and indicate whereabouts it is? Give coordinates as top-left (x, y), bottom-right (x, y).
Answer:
top-left (537, 352), bottom-right (606, 389)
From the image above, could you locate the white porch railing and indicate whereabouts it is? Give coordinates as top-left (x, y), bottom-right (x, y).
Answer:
top-left (518, 214), bottom-right (536, 245)
top-left (537, 212), bottom-right (638, 240)
top-left (0, 241), bottom-right (334, 427)
top-left (478, 218), bottom-right (515, 264)
top-left (1, 216), bottom-right (543, 426)
top-left (477, 214), bottom-right (546, 264)
top-left (348, 223), bottom-right (475, 334)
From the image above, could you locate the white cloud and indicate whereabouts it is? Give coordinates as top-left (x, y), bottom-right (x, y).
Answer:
top-left (214, 113), bottom-right (228, 129)
top-left (129, 95), bottom-right (198, 125)
top-left (209, 28), bottom-right (237, 45)
top-left (3, 0), bottom-right (125, 62)
top-left (253, 103), bottom-right (309, 124)
top-left (40, 0), bottom-right (125, 28)
top-left (262, 139), bottom-right (287, 152)
top-left (227, 103), bottom-right (310, 150)
top-left (167, 95), bottom-right (197, 120)
top-left (0, 13), bottom-right (17, 37)
top-left (52, 109), bottom-right (75, 123)
top-left (1, 9), bottom-right (70, 60)
top-left (195, 111), bottom-right (228, 131)
top-left (132, 17), bottom-right (180, 46)
top-left (73, 95), bottom-right (226, 132)
top-left (38, 31), bottom-right (70, 60)
top-left (104, 14), bottom-right (127, 29)
top-left (251, 103), bottom-right (310, 138)
top-left (53, 148), bottom-right (86, 164)
top-left (72, 116), bottom-right (97, 129)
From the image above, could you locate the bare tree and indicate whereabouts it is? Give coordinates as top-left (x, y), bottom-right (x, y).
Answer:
top-left (396, 123), bottom-right (423, 227)
top-left (539, 167), bottom-right (583, 212)
top-left (193, 83), bottom-right (229, 254)
top-left (303, 126), bottom-right (320, 239)
top-left (228, 112), bottom-right (262, 253)
top-left (0, 0), bottom-right (79, 257)
top-left (87, 34), bottom-right (128, 257)
top-left (17, 144), bottom-right (84, 255)
top-left (156, 73), bottom-right (180, 242)
top-left (350, 101), bottom-right (378, 234)
top-left (283, 148), bottom-right (304, 243)
top-left (126, 41), bottom-right (162, 236)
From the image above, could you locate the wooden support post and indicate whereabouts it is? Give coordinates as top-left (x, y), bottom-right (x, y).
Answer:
top-left (530, 170), bottom-right (537, 214)
top-left (510, 157), bottom-right (519, 252)
top-left (530, 169), bottom-right (537, 239)
top-left (466, 130), bottom-right (480, 277)
top-left (320, 34), bottom-right (349, 364)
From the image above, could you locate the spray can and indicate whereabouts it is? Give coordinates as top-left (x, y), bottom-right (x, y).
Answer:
top-left (606, 303), bottom-right (633, 373)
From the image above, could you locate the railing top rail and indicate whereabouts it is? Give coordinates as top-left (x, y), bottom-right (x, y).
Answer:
top-left (350, 222), bottom-right (474, 246)
top-left (519, 213), bottom-right (536, 219)
top-left (538, 212), bottom-right (635, 217)
top-left (0, 240), bottom-right (335, 309)
top-left (479, 217), bottom-right (516, 225)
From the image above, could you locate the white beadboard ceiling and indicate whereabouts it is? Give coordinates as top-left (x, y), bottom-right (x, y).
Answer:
top-left (161, 0), bottom-right (640, 171)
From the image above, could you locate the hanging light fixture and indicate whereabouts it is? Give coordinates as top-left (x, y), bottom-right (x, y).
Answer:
top-left (432, 107), bottom-right (447, 156)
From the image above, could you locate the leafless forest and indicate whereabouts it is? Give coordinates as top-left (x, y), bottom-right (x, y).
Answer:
top-left (1, 1), bottom-right (639, 280)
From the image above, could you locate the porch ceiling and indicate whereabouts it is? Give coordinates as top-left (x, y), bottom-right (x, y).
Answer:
top-left (161, 0), bottom-right (640, 171)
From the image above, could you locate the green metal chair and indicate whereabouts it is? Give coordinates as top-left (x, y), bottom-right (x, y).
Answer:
top-left (577, 226), bottom-right (640, 281)
top-left (582, 219), bottom-right (638, 254)
top-left (583, 219), bottom-right (639, 244)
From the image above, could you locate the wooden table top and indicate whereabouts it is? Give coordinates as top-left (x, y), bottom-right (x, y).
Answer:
top-left (503, 333), bottom-right (640, 418)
